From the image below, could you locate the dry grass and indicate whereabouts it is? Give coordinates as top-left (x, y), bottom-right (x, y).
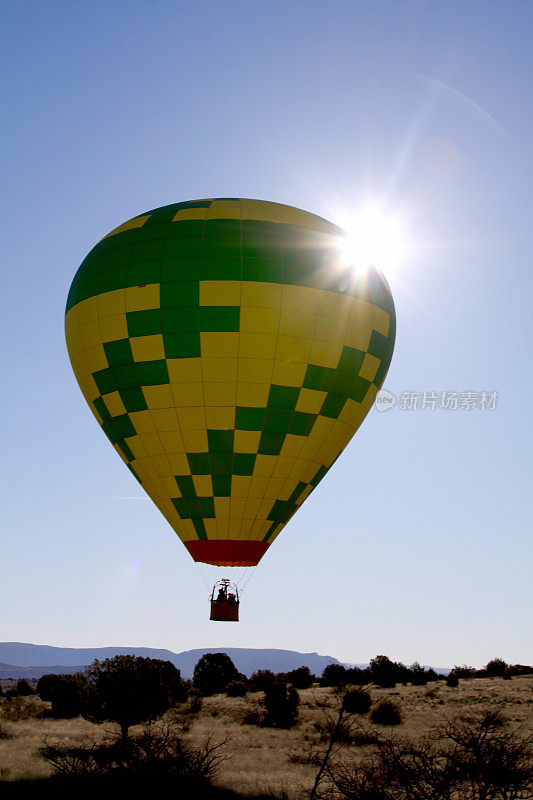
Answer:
top-left (0, 676), bottom-right (531, 796)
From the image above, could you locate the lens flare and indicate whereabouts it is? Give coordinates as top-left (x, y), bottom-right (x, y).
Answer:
top-left (339, 208), bottom-right (408, 276)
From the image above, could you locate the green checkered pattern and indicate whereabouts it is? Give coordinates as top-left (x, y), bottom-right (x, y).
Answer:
top-left (66, 198), bottom-right (395, 552)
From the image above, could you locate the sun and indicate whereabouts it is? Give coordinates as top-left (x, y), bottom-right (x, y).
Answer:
top-left (338, 207), bottom-right (409, 277)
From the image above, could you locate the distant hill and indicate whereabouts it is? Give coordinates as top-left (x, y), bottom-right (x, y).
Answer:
top-left (0, 643), bottom-right (342, 680)
top-left (0, 662), bottom-right (87, 679)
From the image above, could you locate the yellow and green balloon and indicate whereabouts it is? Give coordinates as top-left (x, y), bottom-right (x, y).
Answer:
top-left (65, 199), bottom-right (395, 566)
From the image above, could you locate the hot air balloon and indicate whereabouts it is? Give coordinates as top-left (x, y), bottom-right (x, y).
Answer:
top-left (65, 198), bottom-right (395, 619)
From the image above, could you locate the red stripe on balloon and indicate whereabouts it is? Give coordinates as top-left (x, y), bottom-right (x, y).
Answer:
top-left (184, 540), bottom-right (270, 567)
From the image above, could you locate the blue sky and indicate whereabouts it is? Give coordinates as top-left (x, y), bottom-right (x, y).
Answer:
top-left (2, 0), bottom-right (531, 668)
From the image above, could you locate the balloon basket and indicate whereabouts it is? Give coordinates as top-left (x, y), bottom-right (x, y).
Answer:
top-left (210, 578), bottom-right (239, 622)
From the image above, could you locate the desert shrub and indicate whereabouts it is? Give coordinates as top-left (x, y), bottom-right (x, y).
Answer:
top-left (0, 722), bottom-right (13, 739)
top-left (325, 709), bottom-right (533, 800)
top-left (185, 689), bottom-right (202, 714)
top-left (369, 697), bottom-right (402, 726)
top-left (249, 669), bottom-right (277, 692)
top-left (0, 684), bottom-right (3, 697)
top-left (16, 679), bottom-right (34, 696)
top-left (288, 743), bottom-right (322, 765)
top-left (40, 722), bottom-right (229, 781)
top-left (192, 653), bottom-right (241, 695)
top-left (444, 709), bottom-right (532, 795)
top-left (346, 666), bottom-right (370, 685)
top-left (241, 706), bottom-right (262, 725)
top-left (408, 661), bottom-right (431, 686)
top-left (369, 655), bottom-right (409, 688)
top-left (123, 725), bottom-right (229, 779)
top-left (51, 674), bottom-right (89, 719)
top-left (485, 657), bottom-right (508, 677)
top-left (450, 664), bottom-right (476, 679)
top-left (320, 664), bottom-right (348, 687)
top-left (446, 672), bottom-right (459, 687)
top-left (342, 686), bottom-right (372, 715)
top-left (286, 666), bottom-right (315, 689)
top-left (37, 673), bottom-right (61, 701)
top-left (4, 689), bottom-right (18, 699)
top-left (506, 663), bottom-right (533, 677)
top-left (226, 679), bottom-right (248, 697)
top-left (1, 695), bottom-right (46, 721)
top-left (262, 679), bottom-right (299, 728)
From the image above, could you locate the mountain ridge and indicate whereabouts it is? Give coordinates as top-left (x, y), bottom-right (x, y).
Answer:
top-left (0, 643), bottom-right (342, 680)
top-left (0, 643), bottom-right (451, 679)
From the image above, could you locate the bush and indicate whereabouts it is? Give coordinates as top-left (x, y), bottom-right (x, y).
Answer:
top-left (249, 669), bottom-right (277, 692)
top-left (485, 658), bottom-right (508, 677)
top-left (409, 662), bottom-right (430, 686)
top-left (369, 655), bottom-right (408, 688)
top-left (323, 710), bottom-right (533, 800)
top-left (320, 664), bottom-right (348, 688)
top-left (241, 706), bottom-right (262, 725)
top-left (345, 667), bottom-right (370, 685)
top-left (262, 679), bottom-right (299, 728)
top-left (16, 680), bottom-right (34, 696)
top-left (37, 673), bottom-right (61, 701)
top-left (450, 664), bottom-right (476, 679)
top-left (446, 673), bottom-right (459, 687)
top-left (4, 689), bottom-right (18, 699)
top-left (226, 680), bottom-right (248, 697)
top-left (0, 722), bottom-right (13, 739)
top-left (1, 695), bottom-right (46, 721)
top-left (286, 666), bottom-right (315, 689)
top-left (342, 686), bottom-right (372, 715)
top-left (40, 721), bottom-right (229, 781)
top-left (51, 674), bottom-right (89, 719)
top-left (192, 653), bottom-right (241, 696)
top-left (369, 697), bottom-right (402, 726)
top-left (506, 663), bottom-right (533, 677)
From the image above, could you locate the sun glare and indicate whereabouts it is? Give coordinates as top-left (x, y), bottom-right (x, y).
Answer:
top-left (339, 208), bottom-right (409, 277)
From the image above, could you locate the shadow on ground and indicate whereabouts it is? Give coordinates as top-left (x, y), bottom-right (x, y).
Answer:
top-left (0, 775), bottom-right (278, 799)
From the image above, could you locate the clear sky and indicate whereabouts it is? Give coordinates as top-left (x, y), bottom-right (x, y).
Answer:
top-left (2, 0), bottom-right (531, 669)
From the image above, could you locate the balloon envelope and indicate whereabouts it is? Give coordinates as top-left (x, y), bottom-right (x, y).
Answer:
top-left (65, 199), bottom-right (395, 566)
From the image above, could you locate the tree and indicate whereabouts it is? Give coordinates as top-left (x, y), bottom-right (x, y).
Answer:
top-left (286, 666), bottom-right (315, 689)
top-left (192, 653), bottom-right (241, 695)
top-left (84, 656), bottom-right (183, 743)
top-left (369, 655), bottom-right (406, 688)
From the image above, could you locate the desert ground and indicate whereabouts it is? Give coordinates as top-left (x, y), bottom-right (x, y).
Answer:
top-left (1, 676), bottom-right (532, 797)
